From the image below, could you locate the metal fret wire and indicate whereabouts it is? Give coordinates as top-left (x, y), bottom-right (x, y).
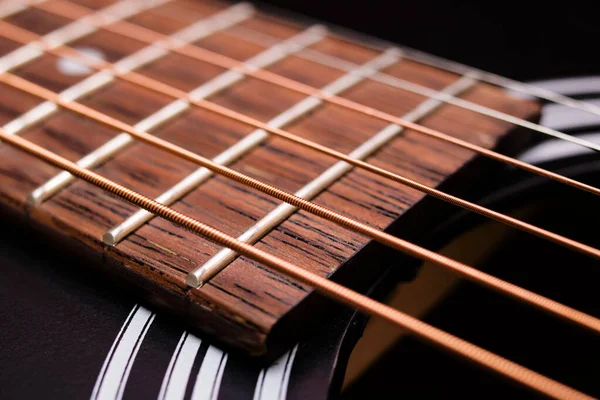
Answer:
top-left (317, 25), bottom-right (600, 118)
top-left (106, 29), bottom-right (382, 245)
top-left (224, 25), bottom-right (600, 153)
top-left (16, 0), bottom-right (595, 156)
top-left (190, 75), bottom-right (476, 287)
top-left (1, 2), bottom-right (252, 141)
top-left (22, 6), bottom-right (324, 204)
top-left (2, 18), bottom-right (599, 262)
top-left (0, 127), bottom-right (591, 400)
top-left (3, 71), bottom-right (600, 337)
top-left (399, 46), bottom-right (600, 116)
top-left (0, 1), bottom-right (28, 19)
top-left (0, 0), bottom-right (168, 76)
top-left (32, 0), bottom-right (600, 199)
top-left (2, 2), bottom-right (600, 325)
top-left (1, 2), bottom-right (596, 396)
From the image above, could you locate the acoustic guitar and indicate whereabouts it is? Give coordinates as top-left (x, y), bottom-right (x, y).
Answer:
top-left (0, 0), bottom-right (598, 398)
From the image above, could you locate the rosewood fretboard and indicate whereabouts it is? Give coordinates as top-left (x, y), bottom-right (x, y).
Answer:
top-left (0, 0), bottom-right (539, 355)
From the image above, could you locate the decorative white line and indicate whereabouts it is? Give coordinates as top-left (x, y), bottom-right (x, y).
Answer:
top-left (90, 305), bottom-right (138, 400)
top-left (189, 345), bottom-right (229, 400)
top-left (253, 345), bottom-right (299, 400)
top-left (102, 25), bottom-right (329, 245)
top-left (24, 3), bottom-right (256, 205)
top-left (158, 332), bottom-right (203, 400)
top-left (90, 305), bottom-right (156, 400)
top-left (187, 75), bottom-right (476, 286)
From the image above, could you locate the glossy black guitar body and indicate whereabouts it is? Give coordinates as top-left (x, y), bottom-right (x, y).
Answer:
top-left (2, 2), bottom-right (599, 399)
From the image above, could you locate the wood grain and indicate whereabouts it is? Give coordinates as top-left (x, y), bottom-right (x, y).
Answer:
top-left (0, 0), bottom-right (540, 357)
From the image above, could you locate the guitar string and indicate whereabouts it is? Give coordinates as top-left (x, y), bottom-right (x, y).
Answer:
top-left (0, 127), bottom-right (591, 400)
top-left (1, 21), bottom-right (598, 265)
top-left (7, 3), bottom-right (600, 286)
top-left (224, 25), bottom-right (600, 153)
top-left (30, 0), bottom-right (600, 198)
top-left (2, 72), bottom-right (600, 337)
top-left (1, 1), bottom-right (600, 330)
top-left (1, 3), bottom-right (596, 396)
top-left (373, 41), bottom-right (600, 117)
top-left (38, 0), bottom-right (600, 126)
top-left (229, 21), bottom-right (600, 119)
top-left (253, 0), bottom-right (600, 118)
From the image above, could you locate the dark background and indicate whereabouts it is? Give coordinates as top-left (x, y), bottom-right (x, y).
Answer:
top-left (256, 0), bottom-right (599, 82)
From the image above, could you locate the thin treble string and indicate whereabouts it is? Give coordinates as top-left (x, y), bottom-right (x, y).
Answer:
top-left (2, 71), bottom-right (600, 336)
top-left (223, 25), bottom-right (600, 153)
top-left (0, 127), bottom-right (592, 400)
top-left (1, 21), bottom-right (599, 263)
top-left (394, 45), bottom-right (600, 117)
top-left (33, 0), bottom-right (600, 199)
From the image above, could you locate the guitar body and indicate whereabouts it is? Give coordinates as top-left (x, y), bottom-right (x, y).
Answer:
top-left (0, 0), bottom-right (598, 399)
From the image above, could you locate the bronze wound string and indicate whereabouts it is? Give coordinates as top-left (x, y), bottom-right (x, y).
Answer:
top-left (1, 71), bottom-right (600, 336)
top-left (0, 127), bottom-right (592, 400)
top-left (31, 0), bottom-right (600, 198)
top-left (1, 1), bottom-right (599, 397)
top-left (38, 0), bottom-right (600, 153)
top-left (0, 19), bottom-right (599, 264)
top-left (226, 25), bottom-right (600, 152)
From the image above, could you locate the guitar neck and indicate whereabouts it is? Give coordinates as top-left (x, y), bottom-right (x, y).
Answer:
top-left (0, 0), bottom-right (539, 356)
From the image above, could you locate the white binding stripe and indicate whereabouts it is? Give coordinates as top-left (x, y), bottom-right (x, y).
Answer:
top-left (190, 346), bottom-right (228, 400)
top-left (183, 48), bottom-right (401, 286)
top-left (24, 3), bottom-right (255, 205)
top-left (90, 305), bottom-right (155, 400)
top-left (158, 332), bottom-right (188, 400)
top-left (187, 75), bottom-right (476, 286)
top-left (253, 345), bottom-right (299, 400)
top-left (102, 25), bottom-right (328, 245)
top-left (91, 305), bottom-right (138, 400)
top-left (158, 332), bottom-right (203, 400)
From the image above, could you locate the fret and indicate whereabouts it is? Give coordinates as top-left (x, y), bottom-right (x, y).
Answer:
top-left (301, 45), bottom-right (600, 152)
top-left (0, 0), bottom-right (544, 357)
top-left (226, 25), bottom-right (600, 154)
top-left (394, 46), bottom-right (600, 117)
top-left (187, 75), bottom-right (476, 286)
top-left (325, 27), bottom-right (600, 117)
top-left (229, 25), bottom-right (383, 73)
top-left (0, 1), bottom-right (28, 20)
top-left (0, 43), bottom-right (44, 74)
top-left (22, 3), bottom-right (255, 205)
top-left (0, 0), bottom-right (165, 72)
top-left (0, 0), bottom-right (167, 125)
top-left (186, 25), bottom-right (326, 102)
top-left (104, 46), bottom-right (399, 246)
